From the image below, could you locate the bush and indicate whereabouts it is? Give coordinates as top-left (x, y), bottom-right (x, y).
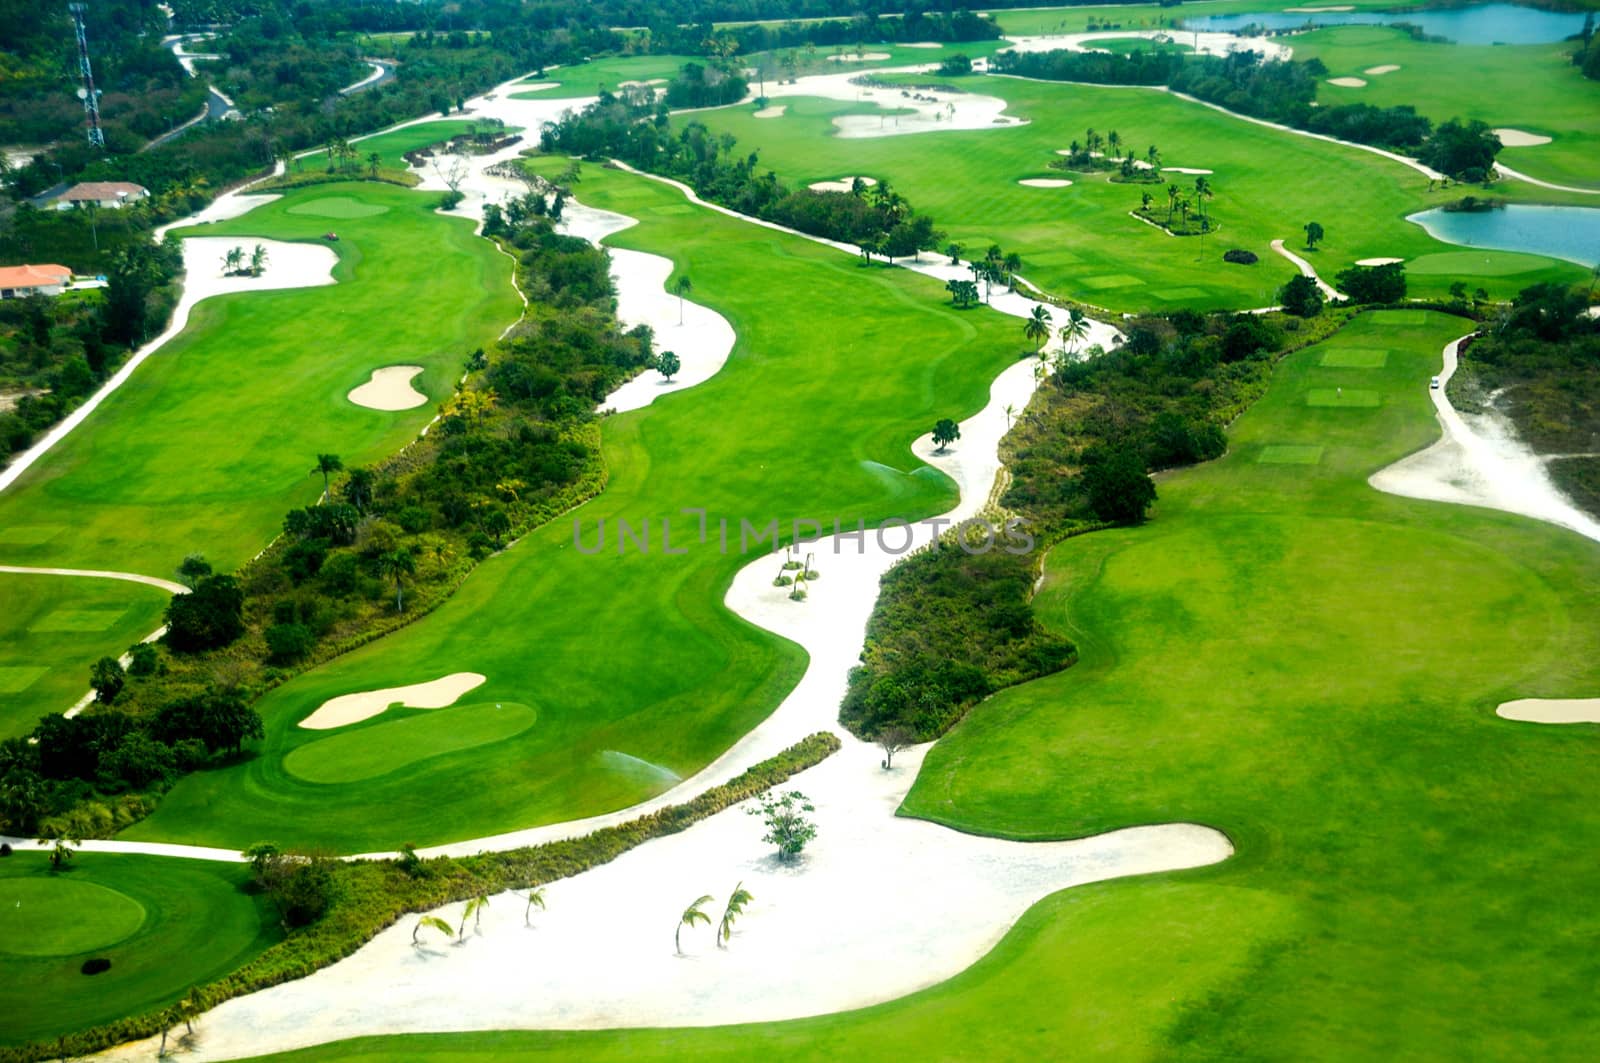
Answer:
top-left (1223, 248), bottom-right (1258, 265)
top-left (80, 958), bottom-right (112, 976)
top-left (163, 575), bottom-right (246, 653)
top-left (1336, 262), bottom-right (1407, 304)
top-left (265, 623), bottom-right (315, 664)
top-left (1279, 274), bottom-right (1325, 318)
top-left (0, 843), bottom-right (12, 857)
top-left (126, 644), bottom-right (159, 677)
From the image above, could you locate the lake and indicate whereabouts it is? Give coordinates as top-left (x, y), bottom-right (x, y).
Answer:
top-left (1407, 204), bottom-right (1600, 268)
top-left (1183, 3), bottom-right (1588, 46)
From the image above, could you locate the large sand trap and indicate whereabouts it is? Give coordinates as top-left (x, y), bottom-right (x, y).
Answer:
top-left (618, 78), bottom-right (667, 88)
top-left (809, 176), bottom-right (877, 192)
top-left (348, 365), bottom-right (427, 411)
top-left (1286, 5), bottom-right (1355, 11)
top-left (1019, 178), bottom-right (1072, 187)
top-left (1497, 698), bottom-right (1600, 724)
top-left (300, 672), bottom-right (487, 730)
top-left (1356, 257), bottom-right (1403, 266)
top-left (1005, 30), bottom-right (1293, 62)
top-left (1327, 76), bottom-right (1367, 88)
top-left (1162, 166), bottom-right (1213, 175)
top-left (902, 42), bottom-right (943, 48)
top-left (826, 52), bottom-right (891, 62)
top-left (753, 105), bottom-right (786, 118)
top-left (1493, 128), bottom-right (1552, 147)
top-left (1364, 64), bottom-right (1401, 75)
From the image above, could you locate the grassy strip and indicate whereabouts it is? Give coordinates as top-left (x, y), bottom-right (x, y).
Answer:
top-left (1, 733), bottom-right (840, 1063)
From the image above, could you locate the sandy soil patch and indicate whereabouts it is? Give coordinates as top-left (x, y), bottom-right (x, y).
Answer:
top-left (1328, 76), bottom-right (1367, 88)
top-left (826, 52), bottom-right (891, 62)
top-left (1355, 257), bottom-right (1403, 266)
top-left (1286, 5), bottom-right (1355, 11)
top-left (1162, 166), bottom-right (1214, 175)
top-left (1364, 64), bottom-right (1401, 75)
top-left (1493, 128), bottom-right (1552, 147)
top-left (300, 672), bottom-right (487, 730)
top-left (809, 176), bottom-right (878, 192)
top-left (1005, 30), bottom-right (1293, 62)
top-left (902, 42), bottom-right (944, 48)
top-left (618, 78), bottom-right (668, 88)
top-left (1497, 698), bottom-right (1600, 724)
top-left (348, 365), bottom-right (427, 411)
top-left (753, 105), bottom-right (786, 118)
top-left (513, 81), bottom-right (560, 93)
top-left (1019, 178), bottom-right (1073, 187)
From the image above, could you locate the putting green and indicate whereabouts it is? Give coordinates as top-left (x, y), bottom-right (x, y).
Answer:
top-left (1320, 347), bottom-right (1388, 368)
top-left (0, 879), bottom-right (146, 957)
top-left (1257, 444), bottom-right (1324, 465)
top-left (29, 608), bottom-right (125, 633)
top-left (1405, 251), bottom-right (1542, 277)
top-left (1306, 388), bottom-right (1381, 407)
top-left (286, 196), bottom-right (391, 219)
top-left (282, 701), bottom-right (537, 784)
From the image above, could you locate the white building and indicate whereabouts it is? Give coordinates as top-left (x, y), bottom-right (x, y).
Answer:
top-left (55, 181), bottom-right (149, 210)
top-left (0, 263), bottom-right (72, 299)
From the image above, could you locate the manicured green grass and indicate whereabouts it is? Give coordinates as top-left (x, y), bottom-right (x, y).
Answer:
top-left (0, 852), bottom-right (277, 1045)
top-left (125, 161), bottom-right (1029, 851)
top-left (1291, 25), bottom-right (1600, 189)
top-left (686, 77), bottom-right (1587, 311)
top-left (512, 55), bottom-right (700, 99)
top-left (993, 0), bottom-right (1481, 37)
top-left (281, 701), bottom-right (537, 784)
top-left (1319, 346), bottom-right (1388, 368)
top-left (0, 574), bottom-right (169, 738)
top-left (249, 308), bottom-right (1600, 1059)
top-left (0, 180), bottom-right (519, 576)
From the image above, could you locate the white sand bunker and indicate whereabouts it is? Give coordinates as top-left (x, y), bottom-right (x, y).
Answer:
top-left (1497, 698), bottom-right (1600, 724)
top-left (1019, 178), bottom-right (1072, 188)
top-left (1328, 77), bottom-right (1367, 88)
top-left (1364, 64), bottom-right (1401, 75)
top-left (1356, 257), bottom-right (1403, 266)
top-left (1162, 166), bottom-right (1213, 175)
top-left (618, 78), bottom-right (667, 88)
top-left (826, 52), bottom-right (891, 62)
top-left (1493, 128), bottom-right (1552, 147)
top-left (1286, 5), bottom-right (1355, 11)
top-left (902, 42), bottom-right (943, 48)
top-left (348, 365), bottom-right (426, 411)
top-left (809, 176), bottom-right (877, 192)
top-left (300, 672), bottom-right (487, 730)
top-left (754, 105), bottom-right (786, 118)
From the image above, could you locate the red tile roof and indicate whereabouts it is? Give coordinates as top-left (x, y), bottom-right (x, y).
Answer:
top-left (0, 263), bottom-right (72, 289)
top-left (61, 181), bottom-right (148, 201)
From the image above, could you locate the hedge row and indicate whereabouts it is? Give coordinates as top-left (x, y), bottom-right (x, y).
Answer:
top-left (4, 732), bottom-right (841, 1063)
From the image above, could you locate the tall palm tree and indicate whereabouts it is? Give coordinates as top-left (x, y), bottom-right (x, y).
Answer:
top-left (718, 882), bottom-right (754, 948)
top-left (1193, 176), bottom-right (1212, 224)
top-left (1166, 183), bottom-right (1180, 226)
top-left (1147, 144), bottom-right (1160, 168)
top-left (1004, 402), bottom-right (1016, 428)
top-left (368, 151), bottom-right (381, 177)
top-left (311, 453), bottom-right (343, 502)
top-left (676, 894), bottom-right (714, 954)
top-left (1108, 130), bottom-right (1121, 158)
top-left (379, 548), bottom-right (416, 611)
top-left (1178, 197), bottom-right (1191, 232)
top-left (1023, 304), bottom-right (1053, 352)
top-left (524, 886), bottom-right (547, 925)
top-left (1059, 308), bottom-right (1090, 358)
top-left (1003, 251), bottom-right (1023, 288)
top-left (1140, 190), bottom-right (1154, 213)
top-left (672, 274), bottom-right (692, 325)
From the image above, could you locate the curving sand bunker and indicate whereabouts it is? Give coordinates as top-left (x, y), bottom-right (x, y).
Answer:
top-left (1356, 257), bottom-right (1403, 266)
top-left (1162, 166), bottom-right (1213, 175)
top-left (348, 365), bottom-right (427, 411)
top-left (753, 105), bottom-right (786, 118)
top-left (1497, 698), bottom-right (1600, 724)
top-left (1019, 178), bottom-right (1072, 188)
top-left (826, 52), bottom-right (891, 62)
top-left (809, 176), bottom-right (877, 192)
top-left (1364, 64), bottom-right (1401, 75)
top-left (300, 672), bottom-right (487, 730)
top-left (1328, 76), bottom-right (1367, 88)
top-left (1286, 5), bottom-right (1355, 11)
top-left (1493, 128), bottom-right (1552, 147)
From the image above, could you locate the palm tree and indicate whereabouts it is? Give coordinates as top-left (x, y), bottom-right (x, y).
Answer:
top-left (378, 548), bottom-right (415, 611)
top-left (460, 894), bottom-right (489, 939)
top-left (368, 151), bottom-right (381, 177)
top-left (1147, 144), bottom-right (1160, 168)
top-left (249, 243), bottom-right (268, 276)
top-left (311, 453), bottom-right (343, 502)
top-left (1059, 308), bottom-right (1090, 358)
top-left (1003, 251), bottom-right (1023, 288)
top-left (1108, 130), bottom-right (1121, 158)
top-left (1140, 190), bottom-right (1154, 213)
top-left (1194, 176), bottom-right (1212, 224)
top-left (1177, 196), bottom-right (1191, 233)
top-left (1023, 304), bottom-right (1053, 352)
top-left (1004, 402), bottom-right (1016, 428)
top-left (221, 246), bottom-right (244, 275)
top-left (1166, 183), bottom-right (1180, 226)
top-left (524, 886), bottom-right (547, 925)
top-left (945, 241), bottom-right (963, 265)
top-left (717, 882), bottom-right (754, 948)
top-left (672, 274), bottom-right (692, 325)
top-left (413, 915), bottom-right (453, 944)
top-left (676, 894), bottom-right (714, 954)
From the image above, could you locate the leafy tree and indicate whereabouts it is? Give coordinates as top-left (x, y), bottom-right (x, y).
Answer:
top-left (90, 656), bottom-right (126, 704)
top-left (164, 575), bottom-right (246, 653)
top-left (1303, 221), bottom-right (1325, 250)
top-left (747, 789), bottom-right (817, 861)
top-left (946, 278), bottom-right (979, 308)
top-left (342, 467), bottom-right (376, 514)
top-left (1418, 119), bottom-right (1502, 182)
top-left (717, 882), bottom-right (754, 947)
top-left (945, 242), bottom-right (963, 265)
top-left (1335, 262), bottom-right (1407, 304)
top-left (877, 724), bottom-right (914, 769)
top-left (152, 688), bottom-right (263, 755)
top-left (1082, 445), bottom-right (1157, 525)
top-left (676, 894), bottom-right (714, 954)
top-left (177, 553), bottom-right (213, 590)
top-left (656, 350), bottom-right (682, 381)
top-left (932, 418), bottom-right (960, 453)
top-left (311, 453), bottom-right (344, 502)
top-left (43, 835), bottom-right (76, 872)
top-left (242, 842), bottom-right (283, 887)
top-left (97, 733), bottom-right (176, 790)
top-left (1279, 274), bottom-right (1325, 318)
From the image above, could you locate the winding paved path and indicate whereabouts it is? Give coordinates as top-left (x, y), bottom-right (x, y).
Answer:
top-left (1270, 238), bottom-right (1345, 301)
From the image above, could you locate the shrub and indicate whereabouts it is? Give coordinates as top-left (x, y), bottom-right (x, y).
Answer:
top-left (0, 843), bottom-right (12, 857)
top-left (80, 958), bottom-right (111, 976)
top-left (1223, 248), bottom-right (1258, 265)
top-left (163, 575), bottom-right (246, 653)
top-left (126, 644), bottom-right (159, 677)
top-left (264, 623), bottom-right (315, 664)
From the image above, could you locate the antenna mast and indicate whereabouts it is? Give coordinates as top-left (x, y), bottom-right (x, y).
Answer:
top-left (69, 3), bottom-right (105, 149)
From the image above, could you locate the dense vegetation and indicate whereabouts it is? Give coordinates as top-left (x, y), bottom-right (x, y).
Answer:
top-left (991, 48), bottom-right (1503, 180)
top-left (0, 202), bottom-right (650, 839)
top-left (1452, 281), bottom-right (1600, 517)
top-left (0, 733), bottom-right (840, 1063)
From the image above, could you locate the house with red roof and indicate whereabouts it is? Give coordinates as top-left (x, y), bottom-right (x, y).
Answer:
top-left (55, 181), bottom-right (149, 210)
top-left (0, 264), bottom-right (73, 299)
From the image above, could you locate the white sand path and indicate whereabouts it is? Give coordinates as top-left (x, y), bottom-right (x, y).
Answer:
top-left (339, 60), bottom-right (390, 95)
top-left (0, 224), bottom-right (333, 494)
top-left (1369, 334), bottom-right (1600, 543)
top-left (1497, 698), bottom-right (1600, 724)
top-left (348, 366), bottom-right (427, 411)
top-left (1490, 161), bottom-right (1600, 196)
top-left (1270, 239), bottom-right (1345, 302)
top-left (299, 672), bottom-right (487, 730)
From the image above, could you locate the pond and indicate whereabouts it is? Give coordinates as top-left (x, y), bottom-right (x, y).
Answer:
top-left (1407, 204), bottom-right (1600, 268)
top-left (1182, 3), bottom-right (1588, 46)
